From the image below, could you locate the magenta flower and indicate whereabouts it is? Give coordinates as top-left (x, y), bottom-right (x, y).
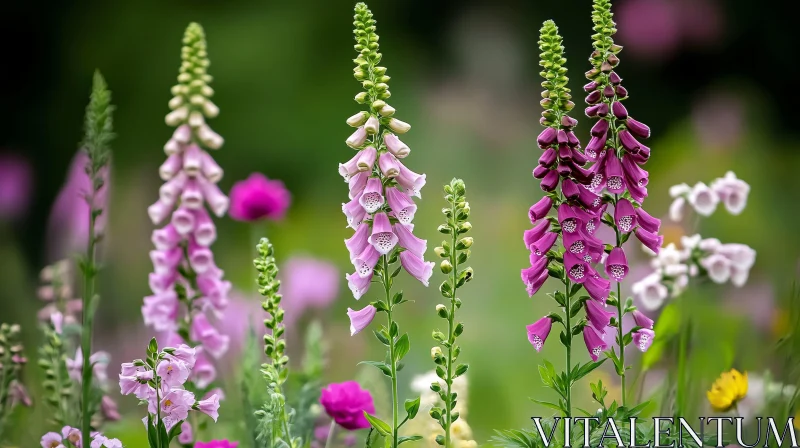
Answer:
top-left (583, 326), bottom-right (609, 362)
top-left (197, 394), bottom-right (221, 422)
top-left (320, 381), bottom-right (375, 430)
top-left (526, 316), bottom-right (553, 352)
top-left (604, 247), bottom-right (629, 282)
top-left (523, 220), bottom-right (551, 249)
top-left (632, 310), bottom-right (654, 329)
top-left (632, 328), bottom-right (655, 352)
top-left (634, 227), bottom-right (664, 254)
top-left (280, 256), bottom-right (341, 310)
top-left (398, 251), bottom-right (434, 287)
top-left (347, 305), bottom-right (376, 336)
top-left (0, 152), bottom-right (33, 221)
top-left (585, 300), bottom-right (614, 330)
top-left (228, 173), bottom-right (291, 221)
top-left (194, 441), bottom-right (239, 448)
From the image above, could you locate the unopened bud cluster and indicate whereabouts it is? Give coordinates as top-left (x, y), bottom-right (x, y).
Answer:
top-left (254, 238), bottom-right (289, 380)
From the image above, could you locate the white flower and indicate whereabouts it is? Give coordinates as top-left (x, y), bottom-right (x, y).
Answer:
top-left (669, 183), bottom-right (692, 198)
top-left (700, 253), bottom-right (731, 284)
top-left (669, 197), bottom-right (686, 222)
top-left (730, 266), bottom-right (750, 287)
top-left (633, 273), bottom-right (669, 310)
top-left (698, 238), bottom-right (721, 252)
top-left (688, 182), bottom-right (719, 216)
top-left (680, 234), bottom-right (703, 250)
top-left (711, 171), bottom-right (750, 215)
top-left (717, 243), bottom-right (756, 270)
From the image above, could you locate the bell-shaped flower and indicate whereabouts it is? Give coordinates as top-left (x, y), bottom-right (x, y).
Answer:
top-left (347, 305), bottom-right (377, 335)
top-left (540, 170), bottom-right (559, 192)
top-left (564, 252), bottom-right (588, 284)
top-left (359, 178), bottom-right (385, 214)
top-left (530, 232), bottom-right (558, 259)
top-left (583, 325), bottom-right (609, 362)
top-left (394, 223), bottom-right (426, 257)
top-left (339, 152), bottom-right (361, 181)
top-left (632, 310), bottom-right (654, 329)
top-left (368, 213), bottom-right (398, 255)
top-left (614, 198), bottom-right (637, 233)
top-left (345, 223), bottom-right (371, 261)
top-left (346, 271), bottom-right (372, 300)
top-left (604, 151), bottom-right (626, 194)
top-left (635, 207), bottom-right (660, 233)
top-left (700, 253), bottom-right (731, 284)
top-left (524, 220), bottom-right (550, 249)
top-left (626, 117), bottom-right (650, 139)
top-left (622, 155), bottom-right (648, 188)
top-left (585, 299), bottom-right (614, 331)
top-left (632, 328), bottom-right (655, 352)
top-left (395, 162), bottom-right (426, 198)
top-left (353, 245), bottom-right (381, 278)
top-left (562, 230), bottom-right (588, 257)
top-left (619, 129), bottom-right (641, 154)
top-left (356, 146), bottom-right (378, 172)
top-left (526, 316), bottom-right (553, 352)
top-left (688, 182), bottom-right (719, 216)
top-left (342, 193), bottom-right (367, 230)
top-left (386, 187), bottom-right (416, 224)
top-left (584, 274), bottom-right (610, 302)
top-left (528, 197), bottom-right (553, 223)
top-left (346, 127), bottom-right (368, 149)
top-left (378, 152), bottom-right (400, 178)
top-left (604, 247), bottom-right (629, 282)
top-left (537, 127), bottom-right (557, 148)
top-left (634, 227), bottom-right (663, 254)
top-left (399, 251), bottom-right (434, 286)
top-left (384, 134), bottom-right (410, 158)
top-left (348, 171), bottom-right (369, 199)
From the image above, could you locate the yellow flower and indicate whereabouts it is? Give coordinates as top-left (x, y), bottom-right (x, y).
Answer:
top-left (707, 369), bottom-right (748, 412)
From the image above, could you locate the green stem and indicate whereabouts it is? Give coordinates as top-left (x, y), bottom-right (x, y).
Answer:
top-left (444, 197), bottom-right (460, 448)
top-left (564, 280), bottom-right (573, 420)
top-left (324, 419), bottom-right (337, 448)
top-left (81, 200), bottom-right (97, 446)
top-left (613, 199), bottom-right (627, 408)
top-left (381, 255), bottom-right (399, 448)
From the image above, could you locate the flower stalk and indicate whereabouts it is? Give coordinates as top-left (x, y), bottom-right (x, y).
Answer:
top-left (78, 70), bottom-right (114, 446)
top-left (430, 179), bottom-right (473, 447)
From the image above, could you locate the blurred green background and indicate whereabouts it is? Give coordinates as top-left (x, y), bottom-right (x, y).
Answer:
top-left (1, 0), bottom-right (799, 444)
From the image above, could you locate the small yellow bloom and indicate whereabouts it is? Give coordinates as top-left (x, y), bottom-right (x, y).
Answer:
top-left (707, 369), bottom-right (748, 412)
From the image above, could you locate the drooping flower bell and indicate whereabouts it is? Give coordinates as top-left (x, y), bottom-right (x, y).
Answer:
top-left (526, 316), bottom-right (553, 352)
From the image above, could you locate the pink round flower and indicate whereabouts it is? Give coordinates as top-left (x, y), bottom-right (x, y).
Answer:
top-left (228, 173), bottom-right (290, 221)
top-left (0, 152), bottom-right (33, 221)
top-left (194, 441), bottom-right (238, 448)
top-left (320, 381), bottom-right (375, 430)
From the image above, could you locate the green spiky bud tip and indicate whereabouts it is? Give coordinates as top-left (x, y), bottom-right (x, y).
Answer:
top-left (538, 20), bottom-right (575, 126)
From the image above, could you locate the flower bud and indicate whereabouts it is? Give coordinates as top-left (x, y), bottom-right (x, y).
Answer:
top-left (438, 224), bottom-right (452, 234)
top-left (454, 322), bottom-right (464, 336)
top-left (374, 66), bottom-right (387, 76)
top-left (432, 330), bottom-right (446, 342)
top-left (456, 237), bottom-right (473, 250)
top-left (364, 115), bottom-right (380, 134)
top-left (431, 346), bottom-right (443, 360)
top-left (388, 118), bottom-right (411, 134)
top-left (379, 104), bottom-right (396, 117)
top-left (168, 96), bottom-right (183, 110)
top-left (354, 92), bottom-right (368, 103)
top-left (165, 107), bottom-right (188, 126)
top-left (430, 408), bottom-right (442, 420)
top-left (459, 222), bottom-right (472, 233)
top-left (436, 304), bottom-right (448, 319)
top-left (440, 259), bottom-right (453, 274)
top-left (203, 100), bottom-right (219, 118)
top-left (370, 100), bottom-right (386, 111)
top-left (346, 111), bottom-right (369, 127)
top-left (434, 246), bottom-right (449, 258)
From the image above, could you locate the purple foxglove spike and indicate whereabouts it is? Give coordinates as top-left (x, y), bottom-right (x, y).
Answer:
top-left (632, 328), bottom-right (655, 352)
top-left (188, 242), bottom-right (215, 275)
top-left (378, 152), bottom-right (400, 178)
top-left (583, 81), bottom-right (599, 92)
top-left (150, 248), bottom-right (182, 275)
top-left (159, 171), bottom-right (188, 204)
top-left (193, 208), bottom-right (216, 247)
top-left (339, 152), bottom-right (361, 181)
top-left (619, 129), bottom-right (641, 154)
top-left (571, 148), bottom-right (588, 165)
top-left (197, 275), bottom-right (231, 310)
top-left (200, 152), bottom-right (223, 183)
top-left (191, 314), bottom-right (229, 358)
top-left (612, 101), bottom-right (628, 120)
top-left (386, 187), bottom-right (416, 224)
top-left (171, 206), bottom-right (196, 235)
top-left (585, 90), bottom-right (601, 104)
top-left (604, 247), bottom-right (629, 282)
top-left (173, 124), bottom-right (192, 144)
top-left (603, 85), bottom-right (615, 98)
top-left (597, 103), bottom-right (609, 117)
top-left (614, 198), bottom-right (637, 233)
top-left (183, 144), bottom-right (203, 176)
top-left (634, 227), bottom-right (663, 254)
top-left (615, 85), bottom-right (629, 98)
top-left (526, 316), bottom-right (553, 351)
top-left (345, 222), bottom-right (371, 261)
top-left (342, 193), bottom-right (367, 229)
top-left (540, 170), bottom-right (559, 192)
top-left (394, 222), bottom-right (426, 257)
top-left (359, 177), bottom-right (385, 214)
top-left (152, 225), bottom-right (181, 251)
top-left (346, 127), bottom-right (368, 149)
top-left (348, 171), bottom-right (369, 199)
top-left (635, 208), bottom-right (661, 233)
top-left (561, 178), bottom-right (579, 199)
top-left (566, 131), bottom-right (580, 148)
top-left (384, 134), bottom-right (410, 158)
top-left (537, 127), bottom-right (557, 148)
top-left (368, 212), bottom-right (398, 255)
top-left (569, 162), bottom-right (594, 185)
top-left (181, 178), bottom-right (204, 209)
top-left (530, 232), bottom-right (558, 258)
top-left (585, 133), bottom-right (607, 159)
top-left (533, 165), bottom-right (550, 179)
top-left (395, 163), bottom-right (426, 198)
top-left (583, 325), bottom-right (609, 361)
top-left (558, 144), bottom-right (572, 161)
top-left (357, 146), bottom-right (378, 172)
top-left (591, 119), bottom-right (609, 137)
top-left (199, 177), bottom-right (229, 217)
top-left (626, 174), bottom-right (648, 203)
top-left (159, 153), bottom-right (183, 181)
top-left (585, 104), bottom-right (601, 117)
top-left (524, 219), bottom-right (550, 248)
top-left (353, 245), bottom-right (380, 278)
top-left (573, 206), bottom-right (600, 236)
top-left (557, 130), bottom-right (568, 145)
top-left (346, 271), bottom-right (372, 300)
top-left (148, 272), bottom-right (178, 296)
top-left (525, 269), bottom-right (549, 297)
top-left (557, 162), bottom-right (572, 177)
top-left (577, 185), bottom-right (603, 212)
top-left (609, 72), bottom-right (622, 85)
top-left (529, 196), bottom-right (553, 222)
top-left (562, 230), bottom-right (587, 256)
top-left (584, 274), bottom-right (610, 302)
top-left (585, 299), bottom-right (614, 330)
top-left (142, 291), bottom-right (179, 331)
top-left (399, 251), bottom-right (434, 286)
top-left (604, 151), bottom-right (626, 195)
top-left (632, 309), bottom-right (654, 329)
top-left (626, 117), bottom-right (650, 139)
top-left (539, 148), bottom-right (557, 166)
top-left (622, 155), bottom-right (649, 188)
top-left (347, 305), bottom-right (377, 335)
top-left (557, 204), bottom-right (578, 233)
top-left (564, 252), bottom-right (588, 284)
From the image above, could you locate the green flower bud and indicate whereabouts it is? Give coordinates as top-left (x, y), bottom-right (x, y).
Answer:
top-left (432, 330), bottom-right (446, 342)
top-left (388, 118), bottom-right (411, 134)
top-left (438, 224), bottom-right (451, 234)
top-left (434, 246), bottom-right (449, 258)
top-left (374, 66), bottom-right (387, 76)
top-left (436, 304), bottom-right (449, 319)
top-left (456, 237), bottom-right (473, 250)
top-left (440, 259), bottom-right (453, 274)
top-left (354, 92), bottom-right (368, 103)
top-left (431, 346), bottom-right (443, 360)
top-left (458, 222), bottom-right (472, 233)
top-left (370, 100), bottom-right (386, 111)
top-left (346, 111), bottom-right (369, 127)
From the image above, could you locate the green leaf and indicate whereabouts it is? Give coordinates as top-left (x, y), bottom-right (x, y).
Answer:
top-left (148, 337), bottom-right (158, 355)
top-left (529, 398), bottom-right (563, 412)
top-left (146, 415), bottom-right (158, 448)
top-left (570, 283), bottom-right (583, 296)
top-left (359, 360), bottom-right (392, 376)
top-left (394, 333), bottom-right (410, 361)
top-left (573, 359), bottom-right (607, 383)
top-left (167, 420), bottom-right (184, 444)
top-left (364, 412), bottom-right (392, 436)
top-left (454, 363), bottom-right (469, 377)
top-left (404, 397), bottom-right (421, 419)
top-left (374, 330), bottom-right (390, 346)
top-left (398, 435), bottom-right (423, 445)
